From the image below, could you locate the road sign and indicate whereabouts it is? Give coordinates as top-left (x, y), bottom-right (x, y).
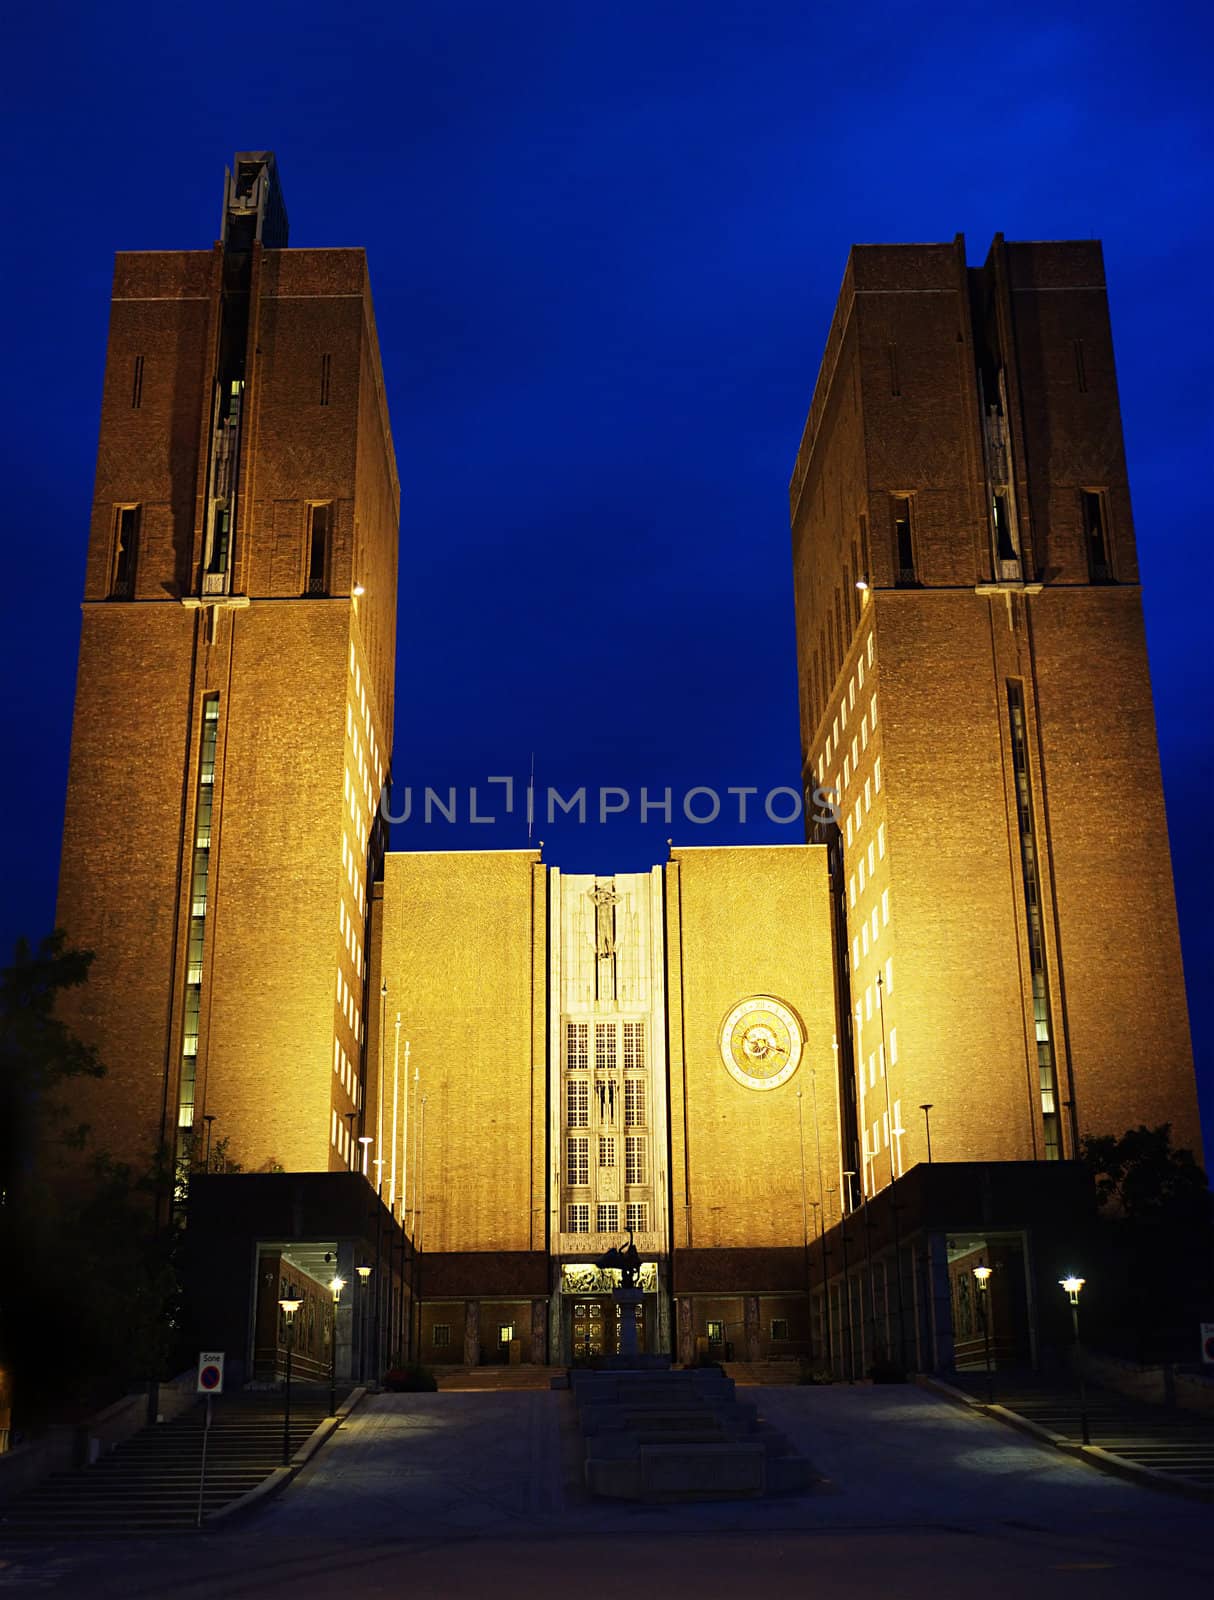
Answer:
top-left (1201, 1324), bottom-right (1214, 1365)
top-left (197, 1352), bottom-right (225, 1393)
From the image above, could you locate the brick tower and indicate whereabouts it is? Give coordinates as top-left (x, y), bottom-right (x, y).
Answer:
top-left (791, 235), bottom-right (1201, 1196)
top-left (57, 153), bottom-right (399, 1176)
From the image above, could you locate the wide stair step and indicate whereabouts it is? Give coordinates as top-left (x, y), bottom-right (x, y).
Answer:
top-left (0, 1388), bottom-right (353, 1539)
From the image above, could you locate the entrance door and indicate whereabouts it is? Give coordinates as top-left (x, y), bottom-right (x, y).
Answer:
top-left (570, 1297), bottom-right (647, 1361)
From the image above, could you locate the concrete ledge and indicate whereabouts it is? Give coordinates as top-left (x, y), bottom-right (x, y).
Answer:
top-left (919, 1376), bottom-right (1213, 1500)
top-left (204, 1388), bottom-right (367, 1528)
top-left (1080, 1444), bottom-right (1214, 1504)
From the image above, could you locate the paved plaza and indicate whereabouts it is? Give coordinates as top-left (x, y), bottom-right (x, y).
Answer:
top-left (2, 1386), bottom-right (1213, 1597)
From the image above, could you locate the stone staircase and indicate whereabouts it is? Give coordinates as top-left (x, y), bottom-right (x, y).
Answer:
top-left (0, 1386), bottom-right (342, 1539)
top-left (574, 1368), bottom-right (818, 1501)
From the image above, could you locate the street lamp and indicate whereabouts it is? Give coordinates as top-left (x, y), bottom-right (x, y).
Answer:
top-left (973, 1263), bottom-right (994, 1403)
top-left (919, 1104), bottom-right (934, 1163)
top-left (355, 1264), bottom-right (373, 1383)
top-left (278, 1293), bottom-right (302, 1466)
top-left (329, 1275), bottom-right (346, 1416)
top-left (358, 1135), bottom-right (373, 1177)
top-left (1060, 1275), bottom-right (1090, 1445)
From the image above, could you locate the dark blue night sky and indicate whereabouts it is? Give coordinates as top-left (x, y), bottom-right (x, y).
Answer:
top-left (2, 2), bottom-right (1210, 1146)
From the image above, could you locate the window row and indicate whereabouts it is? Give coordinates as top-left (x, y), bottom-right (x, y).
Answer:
top-left (566, 1202), bottom-right (649, 1234)
top-left (565, 1019), bottom-right (646, 1072)
top-left (566, 1135), bottom-right (647, 1185)
top-left (566, 1076), bottom-right (646, 1127)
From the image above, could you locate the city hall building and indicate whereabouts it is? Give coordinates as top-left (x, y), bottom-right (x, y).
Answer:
top-left (55, 154), bottom-right (1202, 1383)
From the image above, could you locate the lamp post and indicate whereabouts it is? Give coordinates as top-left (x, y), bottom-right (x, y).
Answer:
top-left (355, 1265), bottom-right (372, 1383)
top-left (795, 1091), bottom-right (812, 1362)
top-left (278, 1293), bottom-right (302, 1466)
top-left (328, 1275), bottom-right (346, 1416)
top-left (1060, 1275), bottom-right (1090, 1444)
top-left (920, 1104), bottom-right (934, 1163)
top-left (973, 1263), bottom-right (994, 1404)
top-left (358, 1135), bottom-right (373, 1177)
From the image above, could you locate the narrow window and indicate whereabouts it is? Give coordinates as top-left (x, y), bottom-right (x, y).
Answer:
top-left (320, 353), bottom-right (332, 406)
top-left (624, 1078), bottom-right (646, 1126)
top-left (626, 1201), bottom-right (648, 1232)
top-left (567, 1204), bottom-right (590, 1234)
top-left (595, 1022), bottom-right (617, 1072)
top-left (707, 1320), bottom-right (725, 1344)
top-left (432, 1323), bottom-right (451, 1348)
top-left (625, 1136), bottom-right (646, 1185)
top-left (597, 1203), bottom-right (619, 1232)
top-left (892, 496), bottom-right (916, 585)
top-left (622, 1021), bottom-right (645, 1070)
top-left (566, 1022), bottom-right (588, 1070)
top-left (887, 342), bottom-right (901, 397)
top-left (306, 503), bottom-right (332, 596)
top-left (771, 1318), bottom-right (790, 1342)
top-left (131, 355), bottom-right (145, 409)
top-left (111, 505), bottom-right (139, 598)
top-left (992, 491), bottom-right (1017, 562)
top-left (567, 1079), bottom-right (589, 1128)
top-left (1073, 339), bottom-right (1087, 394)
top-left (1081, 490), bottom-right (1112, 583)
top-left (598, 1135), bottom-right (616, 1168)
top-left (566, 1136), bottom-right (589, 1185)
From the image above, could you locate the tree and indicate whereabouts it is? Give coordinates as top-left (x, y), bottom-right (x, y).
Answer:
top-left (1079, 1124), bottom-right (1213, 1363)
top-left (0, 934), bottom-right (184, 1422)
top-left (0, 931), bottom-right (105, 1201)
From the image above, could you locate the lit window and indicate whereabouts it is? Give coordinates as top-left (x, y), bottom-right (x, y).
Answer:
top-left (567, 1079), bottom-right (589, 1128)
top-left (878, 823), bottom-right (886, 859)
top-left (843, 756), bottom-right (851, 788)
top-left (833, 716), bottom-right (839, 747)
top-left (867, 635), bottom-right (874, 666)
top-left (849, 680), bottom-right (856, 709)
top-left (626, 1202), bottom-right (648, 1232)
top-left (595, 1022), bottom-right (617, 1071)
top-left (881, 889), bottom-right (889, 926)
top-left (622, 1021), bottom-right (646, 1070)
top-left (566, 1022), bottom-right (589, 1070)
top-left (874, 757), bottom-right (882, 793)
top-left (567, 1204), bottom-right (590, 1234)
top-left (851, 735), bottom-right (859, 767)
top-left (624, 1079), bottom-right (646, 1126)
top-left (852, 936), bottom-right (860, 968)
top-left (885, 957), bottom-right (894, 993)
top-left (599, 1135), bottom-right (616, 1168)
top-left (567, 1137), bottom-right (589, 1185)
top-left (870, 692), bottom-right (877, 726)
top-left (625, 1136), bottom-right (647, 1185)
top-left (597, 1203), bottom-right (619, 1232)
top-left (861, 716), bottom-right (868, 750)
top-left (857, 657), bottom-right (865, 688)
top-left (841, 698), bottom-right (848, 730)
top-left (869, 1052), bottom-right (876, 1088)
top-left (864, 779), bottom-right (871, 814)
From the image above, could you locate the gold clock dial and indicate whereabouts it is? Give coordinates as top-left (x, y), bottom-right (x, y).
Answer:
top-left (720, 996), bottom-right (803, 1091)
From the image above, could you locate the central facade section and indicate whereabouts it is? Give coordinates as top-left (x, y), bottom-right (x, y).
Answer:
top-left (548, 870), bottom-right (670, 1359)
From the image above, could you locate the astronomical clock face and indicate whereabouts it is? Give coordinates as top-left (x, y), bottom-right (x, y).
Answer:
top-left (720, 996), bottom-right (803, 1091)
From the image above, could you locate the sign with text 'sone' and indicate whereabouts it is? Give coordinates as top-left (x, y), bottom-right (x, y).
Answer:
top-left (197, 1352), bottom-right (225, 1393)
